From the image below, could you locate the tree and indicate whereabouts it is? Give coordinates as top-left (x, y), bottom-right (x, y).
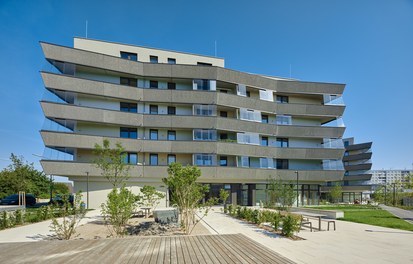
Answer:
top-left (330, 183), bottom-right (343, 203)
top-left (53, 183), bottom-right (70, 196)
top-left (49, 192), bottom-right (86, 240)
top-left (162, 163), bottom-right (217, 235)
top-left (266, 177), bottom-right (297, 211)
top-left (139, 185), bottom-right (165, 210)
top-left (101, 187), bottom-right (137, 237)
top-left (93, 139), bottom-right (130, 187)
top-left (0, 154), bottom-right (50, 199)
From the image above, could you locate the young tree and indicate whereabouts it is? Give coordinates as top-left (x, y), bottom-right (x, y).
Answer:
top-left (101, 187), bottom-right (137, 237)
top-left (53, 183), bottom-right (70, 195)
top-left (266, 177), bottom-right (297, 211)
top-left (49, 192), bottom-right (86, 240)
top-left (330, 183), bottom-right (343, 203)
top-left (163, 163), bottom-right (217, 235)
top-left (139, 185), bottom-right (165, 210)
top-left (93, 139), bottom-right (130, 188)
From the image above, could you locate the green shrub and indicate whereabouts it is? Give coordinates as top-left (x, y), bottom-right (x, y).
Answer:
top-left (272, 212), bottom-right (282, 231)
top-left (1, 211), bottom-right (9, 229)
top-left (281, 214), bottom-right (301, 237)
top-left (14, 209), bottom-right (23, 225)
top-left (227, 204), bottom-right (233, 215)
top-left (236, 206), bottom-right (242, 218)
top-left (252, 209), bottom-right (261, 224)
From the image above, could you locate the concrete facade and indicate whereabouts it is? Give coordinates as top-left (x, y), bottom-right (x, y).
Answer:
top-left (39, 38), bottom-right (346, 208)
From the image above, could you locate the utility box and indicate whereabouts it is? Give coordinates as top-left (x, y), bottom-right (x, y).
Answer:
top-left (153, 208), bottom-right (179, 224)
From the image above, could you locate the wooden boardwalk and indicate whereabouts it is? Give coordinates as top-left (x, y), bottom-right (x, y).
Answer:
top-left (0, 234), bottom-right (294, 263)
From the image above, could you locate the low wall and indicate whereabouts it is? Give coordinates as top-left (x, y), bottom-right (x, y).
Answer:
top-left (291, 207), bottom-right (344, 219)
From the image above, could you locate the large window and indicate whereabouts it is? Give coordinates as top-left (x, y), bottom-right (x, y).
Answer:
top-left (168, 106), bottom-right (176, 115)
top-left (220, 156), bottom-right (228, 167)
top-left (275, 115), bottom-right (292, 125)
top-left (149, 105), bottom-right (158, 114)
top-left (150, 154), bottom-right (158, 165)
top-left (276, 95), bottom-right (289, 103)
top-left (194, 105), bottom-right (216, 116)
top-left (193, 79), bottom-right (210, 90)
top-left (120, 52), bottom-right (137, 61)
top-left (261, 136), bottom-right (268, 146)
top-left (120, 102), bottom-right (137, 113)
top-left (276, 138), bottom-right (289, 148)
top-left (194, 154), bottom-right (216, 166)
top-left (276, 159), bottom-right (289, 169)
top-left (120, 77), bottom-right (137, 87)
top-left (194, 129), bottom-right (217, 141)
top-left (168, 58), bottom-right (176, 64)
top-left (168, 82), bottom-right (176, 90)
top-left (261, 115), bottom-right (268, 123)
top-left (220, 111), bottom-right (228, 118)
top-left (149, 80), bottom-right (158, 89)
top-left (167, 154), bottom-right (176, 165)
top-left (167, 130), bottom-right (176, 140)
top-left (150, 55), bottom-right (158, 63)
top-left (150, 129), bottom-right (158, 140)
top-left (122, 153), bottom-right (138, 164)
top-left (120, 127), bottom-right (137, 139)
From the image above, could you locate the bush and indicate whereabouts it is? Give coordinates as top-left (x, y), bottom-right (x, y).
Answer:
top-left (1, 211), bottom-right (9, 229)
top-left (272, 212), bottom-right (282, 231)
top-left (281, 214), bottom-right (301, 237)
top-left (227, 204), bottom-right (233, 215)
top-left (14, 209), bottom-right (23, 225)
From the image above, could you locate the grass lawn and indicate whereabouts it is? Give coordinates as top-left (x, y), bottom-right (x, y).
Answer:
top-left (305, 205), bottom-right (413, 232)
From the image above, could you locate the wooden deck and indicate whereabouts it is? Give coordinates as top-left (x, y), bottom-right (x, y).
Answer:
top-left (0, 234), bottom-right (295, 263)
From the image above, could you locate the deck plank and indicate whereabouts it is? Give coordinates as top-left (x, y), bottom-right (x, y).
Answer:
top-left (0, 234), bottom-right (295, 264)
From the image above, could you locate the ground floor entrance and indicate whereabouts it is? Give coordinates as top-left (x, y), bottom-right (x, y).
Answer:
top-left (204, 183), bottom-right (321, 206)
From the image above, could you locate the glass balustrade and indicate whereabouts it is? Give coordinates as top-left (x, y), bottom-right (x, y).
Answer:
top-left (193, 104), bottom-right (217, 116)
top-left (239, 108), bottom-right (262, 122)
top-left (259, 89), bottom-right (274, 102)
top-left (322, 160), bottom-right (345, 170)
top-left (323, 94), bottom-right (345, 106)
top-left (237, 133), bottom-right (260, 145)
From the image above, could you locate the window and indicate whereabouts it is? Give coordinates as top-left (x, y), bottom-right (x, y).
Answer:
top-left (150, 154), bottom-right (158, 165)
top-left (246, 91), bottom-right (251, 97)
top-left (150, 129), bottom-right (158, 140)
top-left (261, 115), bottom-right (268, 123)
top-left (344, 141), bottom-right (350, 147)
top-left (122, 153), bottom-right (138, 164)
top-left (194, 129), bottom-right (217, 141)
top-left (167, 154), bottom-right (176, 165)
top-left (276, 138), bottom-right (289, 148)
top-left (168, 82), bottom-right (176, 90)
top-left (344, 161), bottom-right (349, 166)
top-left (344, 171), bottom-right (349, 176)
top-left (149, 80), bottom-right (158, 89)
top-left (220, 111), bottom-right (228, 118)
top-left (120, 52), bottom-right (137, 61)
top-left (276, 115), bottom-right (292, 125)
top-left (276, 159), bottom-right (289, 169)
top-left (168, 58), bottom-right (176, 64)
top-left (150, 105), bottom-right (158, 114)
top-left (193, 79), bottom-right (210, 90)
top-left (344, 151), bottom-right (349, 156)
top-left (194, 154), bottom-right (215, 166)
top-left (197, 62), bottom-right (212, 66)
top-left (120, 77), bottom-right (137, 87)
top-left (220, 133), bottom-right (228, 140)
top-left (120, 102), bottom-right (137, 113)
top-left (261, 136), bottom-right (268, 146)
top-left (167, 106), bottom-right (176, 115)
top-left (150, 55), bottom-right (158, 63)
top-left (194, 105), bottom-right (216, 116)
top-left (220, 156), bottom-right (228, 166)
top-left (276, 95), bottom-right (289, 103)
top-left (167, 130), bottom-right (176, 140)
top-left (120, 127), bottom-right (137, 139)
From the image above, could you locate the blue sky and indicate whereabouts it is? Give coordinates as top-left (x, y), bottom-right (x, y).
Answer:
top-left (0, 0), bottom-right (413, 178)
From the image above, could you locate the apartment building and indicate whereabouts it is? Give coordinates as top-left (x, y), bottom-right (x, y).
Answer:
top-left (39, 38), bottom-right (346, 208)
top-left (370, 170), bottom-right (413, 185)
top-left (321, 138), bottom-right (372, 202)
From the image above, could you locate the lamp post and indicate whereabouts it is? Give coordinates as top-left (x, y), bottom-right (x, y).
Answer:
top-left (85, 171), bottom-right (89, 210)
top-left (295, 171), bottom-right (299, 207)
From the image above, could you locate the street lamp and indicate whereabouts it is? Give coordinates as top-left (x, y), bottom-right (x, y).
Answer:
top-left (295, 171), bottom-right (299, 207)
top-left (85, 171), bottom-right (89, 209)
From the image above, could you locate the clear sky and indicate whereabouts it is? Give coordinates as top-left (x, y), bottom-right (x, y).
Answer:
top-left (0, 0), bottom-right (413, 178)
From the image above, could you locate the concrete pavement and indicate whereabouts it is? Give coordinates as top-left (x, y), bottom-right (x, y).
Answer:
top-left (201, 207), bottom-right (413, 264)
top-left (379, 204), bottom-right (413, 224)
top-left (0, 209), bottom-right (102, 243)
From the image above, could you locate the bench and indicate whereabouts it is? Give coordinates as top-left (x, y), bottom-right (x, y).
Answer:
top-left (326, 220), bottom-right (336, 231)
top-left (300, 216), bottom-right (313, 232)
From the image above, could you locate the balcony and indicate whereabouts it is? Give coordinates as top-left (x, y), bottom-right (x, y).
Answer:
top-left (41, 160), bottom-right (345, 182)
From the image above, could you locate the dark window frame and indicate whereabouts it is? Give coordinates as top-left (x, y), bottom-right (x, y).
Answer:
top-left (120, 127), bottom-right (137, 139)
top-left (219, 156), bottom-right (228, 167)
top-left (120, 102), bottom-right (137, 113)
top-left (167, 154), bottom-right (176, 165)
top-left (120, 51), bottom-right (138, 61)
top-left (150, 55), bottom-right (158, 63)
top-left (120, 77), bottom-right (138, 87)
top-left (149, 80), bottom-right (158, 89)
top-left (149, 105), bottom-right (158, 114)
top-left (167, 130), bottom-right (176, 140)
top-left (167, 82), bottom-right (176, 90)
top-left (149, 153), bottom-right (158, 165)
top-left (261, 136), bottom-right (269, 146)
top-left (167, 106), bottom-right (176, 115)
top-left (150, 129), bottom-right (158, 140)
top-left (168, 58), bottom-right (176, 64)
top-left (261, 115), bottom-right (269, 123)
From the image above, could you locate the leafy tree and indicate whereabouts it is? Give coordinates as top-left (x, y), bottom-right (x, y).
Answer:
top-left (163, 163), bottom-right (217, 234)
top-left (139, 185), bottom-right (165, 210)
top-left (0, 154), bottom-right (49, 199)
top-left (101, 187), bottom-right (137, 237)
top-left (49, 192), bottom-right (86, 240)
top-left (93, 139), bottom-right (130, 187)
top-left (266, 177), bottom-right (297, 211)
top-left (53, 183), bottom-right (70, 196)
top-left (330, 183), bottom-right (343, 203)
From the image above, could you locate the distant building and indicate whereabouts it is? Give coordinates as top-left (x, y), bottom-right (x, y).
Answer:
top-left (370, 170), bottom-right (413, 185)
top-left (321, 137), bottom-right (372, 202)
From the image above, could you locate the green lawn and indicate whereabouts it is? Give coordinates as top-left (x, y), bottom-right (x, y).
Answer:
top-left (305, 205), bottom-right (413, 232)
